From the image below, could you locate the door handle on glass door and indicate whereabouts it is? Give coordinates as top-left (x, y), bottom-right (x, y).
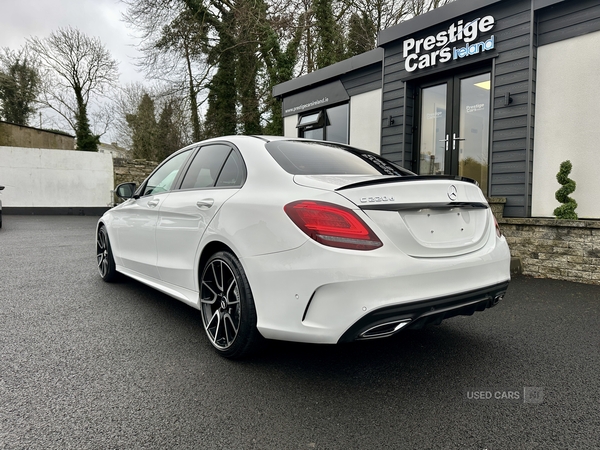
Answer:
top-left (452, 133), bottom-right (465, 151)
top-left (439, 134), bottom-right (449, 151)
top-left (196, 199), bottom-right (214, 209)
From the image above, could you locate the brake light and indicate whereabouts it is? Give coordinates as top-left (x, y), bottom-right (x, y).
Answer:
top-left (493, 216), bottom-right (502, 238)
top-left (284, 200), bottom-right (383, 250)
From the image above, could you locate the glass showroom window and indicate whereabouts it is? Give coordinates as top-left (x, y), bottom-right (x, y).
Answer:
top-left (297, 104), bottom-right (349, 144)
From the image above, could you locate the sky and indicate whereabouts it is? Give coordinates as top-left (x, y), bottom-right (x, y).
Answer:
top-left (0, 0), bottom-right (144, 85)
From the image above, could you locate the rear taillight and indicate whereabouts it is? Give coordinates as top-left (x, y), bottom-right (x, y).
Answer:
top-left (284, 200), bottom-right (383, 250)
top-left (493, 216), bottom-right (502, 238)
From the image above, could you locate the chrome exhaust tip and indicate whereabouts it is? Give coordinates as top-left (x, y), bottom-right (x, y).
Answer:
top-left (358, 319), bottom-right (412, 340)
top-left (491, 293), bottom-right (504, 307)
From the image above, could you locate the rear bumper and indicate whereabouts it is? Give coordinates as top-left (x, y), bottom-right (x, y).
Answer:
top-left (338, 281), bottom-right (509, 343)
top-left (242, 231), bottom-right (511, 344)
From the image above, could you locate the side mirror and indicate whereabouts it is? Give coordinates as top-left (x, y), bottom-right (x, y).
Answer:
top-left (115, 182), bottom-right (137, 200)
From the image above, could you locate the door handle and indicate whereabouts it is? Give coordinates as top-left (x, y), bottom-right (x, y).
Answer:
top-left (439, 134), bottom-right (449, 151)
top-left (452, 133), bottom-right (466, 151)
top-left (196, 199), bottom-right (214, 210)
top-left (147, 199), bottom-right (159, 208)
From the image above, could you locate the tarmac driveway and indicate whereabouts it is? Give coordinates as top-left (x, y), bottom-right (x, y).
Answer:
top-left (0, 215), bottom-right (598, 449)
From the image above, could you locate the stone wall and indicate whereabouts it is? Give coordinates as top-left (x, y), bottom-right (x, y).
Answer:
top-left (498, 217), bottom-right (600, 286)
top-left (113, 158), bottom-right (158, 187)
top-left (112, 158), bottom-right (158, 204)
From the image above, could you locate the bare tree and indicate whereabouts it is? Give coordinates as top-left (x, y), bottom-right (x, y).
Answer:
top-left (123, 0), bottom-right (210, 142)
top-left (28, 27), bottom-right (119, 150)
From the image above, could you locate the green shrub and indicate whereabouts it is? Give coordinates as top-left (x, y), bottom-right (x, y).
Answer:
top-left (553, 160), bottom-right (578, 220)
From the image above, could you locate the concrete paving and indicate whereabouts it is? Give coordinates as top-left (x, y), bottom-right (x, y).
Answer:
top-left (1, 215), bottom-right (598, 449)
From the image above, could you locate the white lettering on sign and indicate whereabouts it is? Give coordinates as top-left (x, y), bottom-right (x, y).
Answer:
top-left (426, 111), bottom-right (443, 120)
top-left (466, 103), bottom-right (485, 113)
top-left (403, 16), bottom-right (496, 73)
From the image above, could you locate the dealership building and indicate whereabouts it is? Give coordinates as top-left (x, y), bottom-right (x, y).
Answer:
top-left (273, 0), bottom-right (600, 219)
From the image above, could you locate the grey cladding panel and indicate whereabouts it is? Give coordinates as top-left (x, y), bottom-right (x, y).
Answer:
top-left (496, 46), bottom-right (530, 63)
top-left (493, 91), bottom-right (529, 107)
top-left (493, 161), bottom-right (527, 173)
top-left (492, 172), bottom-right (526, 184)
top-left (341, 65), bottom-right (382, 97)
top-left (492, 138), bottom-right (527, 152)
top-left (495, 56), bottom-right (529, 75)
top-left (494, 116), bottom-right (529, 131)
top-left (538, 0), bottom-right (600, 45)
top-left (493, 127), bottom-right (528, 141)
top-left (490, 183), bottom-right (526, 195)
top-left (493, 103), bottom-right (528, 119)
top-left (539, 17), bottom-right (600, 45)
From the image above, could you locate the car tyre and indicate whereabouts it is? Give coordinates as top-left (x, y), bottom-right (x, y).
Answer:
top-left (200, 251), bottom-right (262, 359)
top-left (97, 226), bottom-right (117, 282)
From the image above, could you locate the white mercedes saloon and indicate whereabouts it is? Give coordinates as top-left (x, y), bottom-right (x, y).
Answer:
top-left (97, 136), bottom-right (510, 358)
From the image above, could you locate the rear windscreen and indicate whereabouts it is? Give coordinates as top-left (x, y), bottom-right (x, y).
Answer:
top-left (265, 140), bottom-right (411, 176)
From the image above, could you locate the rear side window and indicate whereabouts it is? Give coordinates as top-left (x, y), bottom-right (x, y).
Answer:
top-left (180, 144), bottom-right (231, 189)
top-left (265, 140), bottom-right (410, 176)
top-left (216, 150), bottom-right (245, 187)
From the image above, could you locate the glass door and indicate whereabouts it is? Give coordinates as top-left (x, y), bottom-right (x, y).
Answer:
top-left (418, 84), bottom-right (447, 176)
top-left (456, 73), bottom-right (491, 194)
top-left (416, 71), bottom-right (491, 195)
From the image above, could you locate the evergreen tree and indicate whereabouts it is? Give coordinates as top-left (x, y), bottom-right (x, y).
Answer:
top-left (127, 93), bottom-right (158, 159)
top-left (347, 12), bottom-right (376, 57)
top-left (75, 103), bottom-right (100, 151)
top-left (554, 160), bottom-right (578, 220)
top-left (203, 10), bottom-right (238, 138)
top-left (237, 0), bottom-right (263, 135)
top-left (0, 49), bottom-right (40, 126)
top-left (155, 100), bottom-right (185, 161)
top-left (314, 0), bottom-right (346, 69)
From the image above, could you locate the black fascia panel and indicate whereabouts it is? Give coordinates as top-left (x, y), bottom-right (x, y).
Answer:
top-left (272, 48), bottom-right (382, 98)
top-left (377, 0), bottom-right (506, 46)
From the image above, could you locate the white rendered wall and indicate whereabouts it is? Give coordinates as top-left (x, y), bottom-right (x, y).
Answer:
top-left (284, 115), bottom-right (298, 138)
top-left (350, 89), bottom-right (382, 154)
top-left (532, 31), bottom-right (600, 219)
top-left (0, 147), bottom-right (114, 207)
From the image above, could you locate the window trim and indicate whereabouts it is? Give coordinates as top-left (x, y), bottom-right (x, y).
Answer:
top-left (175, 141), bottom-right (248, 192)
top-left (296, 111), bottom-right (323, 128)
top-left (297, 103), bottom-right (349, 144)
top-left (136, 146), bottom-right (196, 198)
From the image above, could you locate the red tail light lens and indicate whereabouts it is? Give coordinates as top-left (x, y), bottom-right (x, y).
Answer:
top-left (493, 216), bottom-right (502, 238)
top-left (284, 200), bottom-right (383, 250)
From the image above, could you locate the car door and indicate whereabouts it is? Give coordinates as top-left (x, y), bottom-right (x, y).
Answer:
top-left (155, 143), bottom-right (246, 291)
top-left (111, 149), bottom-right (194, 279)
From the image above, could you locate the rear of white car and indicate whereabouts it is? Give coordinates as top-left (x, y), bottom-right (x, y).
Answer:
top-left (203, 138), bottom-right (511, 344)
top-left (238, 174), bottom-right (510, 344)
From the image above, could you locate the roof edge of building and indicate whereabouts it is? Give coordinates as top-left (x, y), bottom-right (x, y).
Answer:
top-left (272, 48), bottom-right (383, 98)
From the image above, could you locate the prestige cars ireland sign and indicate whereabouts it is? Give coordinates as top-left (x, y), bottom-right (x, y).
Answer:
top-left (403, 16), bottom-right (496, 72)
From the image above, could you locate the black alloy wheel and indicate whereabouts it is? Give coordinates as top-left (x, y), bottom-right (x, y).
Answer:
top-left (97, 226), bottom-right (117, 282)
top-left (200, 251), bottom-right (261, 358)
